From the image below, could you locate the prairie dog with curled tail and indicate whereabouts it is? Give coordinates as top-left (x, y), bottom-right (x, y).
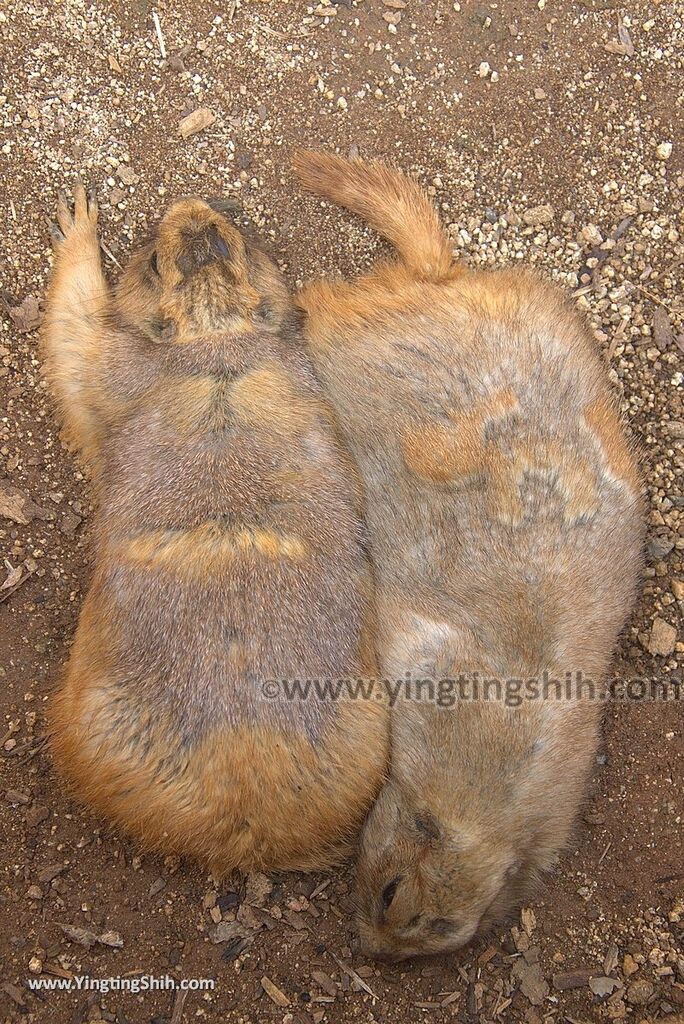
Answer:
top-left (293, 152), bottom-right (644, 958)
top-left (44, 182), bottom-right (387, 873)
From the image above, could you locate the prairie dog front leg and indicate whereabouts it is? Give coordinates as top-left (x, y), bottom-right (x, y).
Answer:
top-left (43, 181), bottom-right (114, 475)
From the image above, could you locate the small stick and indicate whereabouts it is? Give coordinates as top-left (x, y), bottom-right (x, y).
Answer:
top-left (259, 24), bottom-right (288, 39)
top-left (651, 255), bottom-right (684, 282)
top-left (170, 989), bottom-right (188, 1024)
top-left (598, 841), bottom-right (612, 865)
top-left (329, 953), bottom-right (378, 1001)
top-left (152, 10), bottom-right (167, 59)
top-left (0, 565), bottom-right (31, 605)
top-left (229, 0), bottom-right (238, 21)
top-left (100, 240), bottom-right (123, 270)
top-left (309, 878), bottom-right (331, 899)
top-left (631, 283), bottom-right (668, 308)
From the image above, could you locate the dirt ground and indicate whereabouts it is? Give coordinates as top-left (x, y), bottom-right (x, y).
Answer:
top-left (0, 0), bottom-right (682, 1022)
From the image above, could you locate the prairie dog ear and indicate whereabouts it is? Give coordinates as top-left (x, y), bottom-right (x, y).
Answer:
top-left (413, 811), bottom-right (442, 843)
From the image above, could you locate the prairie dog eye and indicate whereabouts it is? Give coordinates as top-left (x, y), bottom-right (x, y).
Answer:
top-left (150, 251), bottom-right (160, 276)
top-left (381, 876), bottom-right (402, 911)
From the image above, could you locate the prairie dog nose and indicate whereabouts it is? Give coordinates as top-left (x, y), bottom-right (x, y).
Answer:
top-left (176, 223), bottom-right (233, 280)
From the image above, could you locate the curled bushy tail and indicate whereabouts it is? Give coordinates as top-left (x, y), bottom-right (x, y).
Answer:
top-left (293, 151), bottom-right (456, 283)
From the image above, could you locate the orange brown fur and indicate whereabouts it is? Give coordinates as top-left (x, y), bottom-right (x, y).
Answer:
top-left (44, 184), bottom-right (388, 874)
top-left (293, 152), bottom-right (644, 957)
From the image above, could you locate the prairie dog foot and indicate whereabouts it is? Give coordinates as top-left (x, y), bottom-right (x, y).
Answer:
top-left (50, 179), bottom-right (99, 252)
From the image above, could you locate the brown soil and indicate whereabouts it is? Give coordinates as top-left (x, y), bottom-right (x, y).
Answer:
top-left (0, 1), bottom-right (682, 1023)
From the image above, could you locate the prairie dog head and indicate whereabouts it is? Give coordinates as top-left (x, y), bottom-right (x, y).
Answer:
top-left (355, 779), bottom-right (533, 961)
top-left (116, 197), bottom-right (293, 342)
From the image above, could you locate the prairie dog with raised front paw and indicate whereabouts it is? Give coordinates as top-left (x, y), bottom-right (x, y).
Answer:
top-left (44, 182), bottom-right (387, 874)
top-left (293, 152), bottom-right (644, 958)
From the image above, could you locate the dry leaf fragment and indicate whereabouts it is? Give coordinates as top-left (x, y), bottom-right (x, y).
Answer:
top-left (0, 484), bottom-right (45, 524)
top-left (237, 901), bottom-right (275, 930)
top-left (59, 924), bottom-right (100, 949)
top-left (1, 562), bottom-right (23, 591)
top-left (590, 976), bottom-right (621, 997)
top-left (1, 294), bottom-right (42, 333)
top-left (521, 906), bottom-right (537, 935)
top-left (244, 871), bottom-right (273, 907)
top-left (178, 107), bottom-right (216, 139)
top-left (0, 490), bottom-right (28, 523)
top-left (211, 920), bottom-right (255, 946)
top-left (59, 924), bottom-right (124, 949)
top-left (603, 942), bottom-right (619, 975)
top-left (513, 958), bottom-right (549, 1005)
top-left (653, 306), bottom-right (674, 348)
top-left (605, 15), bottom-right (634, 56)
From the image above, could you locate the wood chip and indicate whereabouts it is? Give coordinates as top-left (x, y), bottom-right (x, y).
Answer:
top-left (311, 970), bottom-right (337, 997)
top-left (552, 968), bottom-right (594, 991)
top-left (477, 945), bottom-right (498, 965)
top-left (43, 962), bottom-right (74, 980)
top-left (283, 908), bottom-right (309, 931)
top-left (261, 975), bottom-right (289, 1007)
top-left (178, 107), bottom-right (216, 139)
top-left (1, 983), bottom-right (26, 1008)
